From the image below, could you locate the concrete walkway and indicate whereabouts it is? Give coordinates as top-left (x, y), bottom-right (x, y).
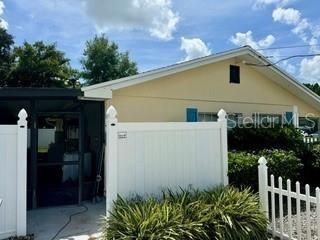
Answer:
top-left (27, 200), bottom-right (105, 240)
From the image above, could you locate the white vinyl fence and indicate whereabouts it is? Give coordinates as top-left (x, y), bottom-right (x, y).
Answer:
top-left (105, 106), bottom-right (228, 213)
top-left (259, 157), bottom-right (320, 240)
top-left (304, 135), bottom-right (320, 144)
top-left (0, 109), bottom-right (28, 239)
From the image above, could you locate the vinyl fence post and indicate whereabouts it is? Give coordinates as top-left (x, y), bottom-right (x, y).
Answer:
top-left (17, 109), bottom-right (28, 236)
top-left (258, 157), bottom-right (269, 219)
top-left (106, 106), bottom-right (118, 217)
top-left (218, 109), bottom-right (228, 186)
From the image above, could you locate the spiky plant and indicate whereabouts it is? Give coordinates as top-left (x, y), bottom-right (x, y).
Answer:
top-left (101, 187), bottom-right (268, 240)
top-left (199, 187), bottom-right (269, 240)
top-left (102, 196), bottom-right (206, 240)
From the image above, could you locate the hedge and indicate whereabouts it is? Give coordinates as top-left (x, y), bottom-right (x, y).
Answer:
top-left (228, 149), bottom-right (303, 190)
top-left (228, 124), bottom-right (306, 155)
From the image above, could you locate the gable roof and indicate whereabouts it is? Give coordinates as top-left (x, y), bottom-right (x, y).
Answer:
top-left (82, 46), bottom-right (320, 110)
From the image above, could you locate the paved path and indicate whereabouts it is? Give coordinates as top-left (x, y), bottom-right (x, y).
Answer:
top-left (27, 201), bottom-right (105, 240)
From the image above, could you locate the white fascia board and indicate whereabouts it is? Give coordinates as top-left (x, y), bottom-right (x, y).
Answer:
top-left (82, 47), bottom-right (251, 93)
top-left (110, 50), bottom-right (250, 91)
top-left (82, 86), bottom-right (112, 99)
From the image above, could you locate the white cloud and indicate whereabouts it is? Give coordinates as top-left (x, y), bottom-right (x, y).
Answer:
top-left (0, 1), bottom-right (4, 15)
top-left (230, 31), bottom-right (275, 49)
top-left (292, 18), bottom-right (311, 42)
top-left (0, 18), bottom-right (8, 29)
top-left (272, 8), bottom-right (301, 25)
top-left (272, 7), bottom-right (320, 52)
top-left (309, 37), bottom-right (320, 53)
top-left (83, 0), bottom-right (179, 40)
top-left (281, 60), bottom-right (297, 75)
top-left (300, 56), bottom-right (320, 83)
top-left (180, 37), bottom-right (211, 61)
top-left (0, 0), bottom-right (8, 29)
top-left (258, 35), bottom-right (276, 48)
top-left (253, 0), bottom-right (292, 9)
top-left (271, 7), bottom-right (320, 82)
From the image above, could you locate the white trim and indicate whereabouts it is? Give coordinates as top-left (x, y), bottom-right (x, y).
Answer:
top-left (78, 96), bottom-right (105, 102)
top-left (82, 47), bottom-right (251, 92)
top-left (293, 105), bottom-right (299, 127)
top-left (82, 46), bottom-right (320, 110)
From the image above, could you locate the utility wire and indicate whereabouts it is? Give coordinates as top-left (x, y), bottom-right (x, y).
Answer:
top-left (257, 43), bottom-right (320, 51)
top-left (245, 53), bottom-right (320, 67)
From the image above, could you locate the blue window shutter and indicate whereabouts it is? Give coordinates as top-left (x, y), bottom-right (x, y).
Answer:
top-left (186, 108), bottom-right (198, 122)
top-left (285, 112), bottom-right (293, 124)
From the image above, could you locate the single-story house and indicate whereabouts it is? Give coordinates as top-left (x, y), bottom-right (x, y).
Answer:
top-left (83, 46), bottom-right (320, 132)
top-left (0, 88), bottom-right (105, 209)
top-left (1, 46), bottom-right (319, 211)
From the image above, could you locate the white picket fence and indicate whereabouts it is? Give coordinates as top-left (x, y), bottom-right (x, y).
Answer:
top-left (0, 109), bottom-right (28, 239)
top-left (105, 106), bottom-right (229, 214)
top-left (259, 157), bottom-right (320, 240)
top-left (304, 136), bottom-right (320, 144)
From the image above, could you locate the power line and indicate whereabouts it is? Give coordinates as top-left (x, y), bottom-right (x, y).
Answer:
top-left (266, 53), bottom-right (320, 59)
top-left (257, 43), bottom-right (320, 51)
top-left (245, 53), bottom-right (320, 67)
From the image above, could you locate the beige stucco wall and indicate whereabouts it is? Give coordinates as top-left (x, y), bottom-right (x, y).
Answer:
top-left (106, 59), bottom-right (320, 122)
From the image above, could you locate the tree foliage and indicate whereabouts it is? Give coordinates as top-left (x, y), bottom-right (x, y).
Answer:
top-left (0, 28), bottom-right (14, 83)
top-left (304, 83), bottom-right (320, 96)
top-left (5, 41), bottom-right (77, 88)
top-left (81, 35), bottom-right (138, 85)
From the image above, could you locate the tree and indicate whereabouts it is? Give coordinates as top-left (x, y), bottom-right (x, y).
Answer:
top-left (304, 83), bottom-right (320, 96)
top-left (0, 28), bottom-right (14, 85)
top-left (81, 35), bottom-right (138, 85)
top-left (6, 41), bottom-right (77, 87)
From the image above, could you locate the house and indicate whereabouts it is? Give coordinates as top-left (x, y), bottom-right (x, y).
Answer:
top-left (83, 46), bottom-right (320, 132)
top-left (0, 88), bottom-right (105, 209)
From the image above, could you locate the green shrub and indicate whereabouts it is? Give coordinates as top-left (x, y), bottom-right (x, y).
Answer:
top-left (228, 149), bottom-right (303, 190)
top-left (228, 124), bottom-right (306, 155)
top-left (102, 187), bottom-right (268, 240)
top-left (310, 144), bottom-right (320, 168)
top-left (300, 144), bottom-right (320, 186)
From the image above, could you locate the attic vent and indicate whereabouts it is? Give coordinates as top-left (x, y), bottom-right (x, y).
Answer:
top-left (230, 65), bottom-right (240, 84)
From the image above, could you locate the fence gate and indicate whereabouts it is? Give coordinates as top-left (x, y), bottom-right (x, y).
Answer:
top-left (0, 109), bottom-right (28, 239)
top-left (259, 157), bottom-right (320, 240)
top-left (105, 106), bottom-right (229, 214)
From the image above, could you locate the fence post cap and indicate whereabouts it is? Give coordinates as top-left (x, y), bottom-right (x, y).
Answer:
top-left (258, 156), bottom-right (267, 165)
top-left (18, 108), bottom-right (28, 120)
top-left (106, 105), bottom-right (117, 119)
top-left (217, 109), bottom-right (227, 121)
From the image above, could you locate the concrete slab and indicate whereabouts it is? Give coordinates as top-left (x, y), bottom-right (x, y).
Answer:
top-left (27, 200), bottom-right (105, 240)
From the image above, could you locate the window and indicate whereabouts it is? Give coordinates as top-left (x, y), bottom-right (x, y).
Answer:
top-left (253, 113), bottom-right (282, 125)
top-left (198, 112), bottom-right (243, 129)
top-left (230, 65), bottom-right (240, 84)
top-left (228, 113), bottom-right (243, 128)
top-left (198, 112), bottom-right (218, 122)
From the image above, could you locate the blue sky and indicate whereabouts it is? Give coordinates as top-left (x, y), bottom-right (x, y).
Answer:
top-left (1, 0), bottom-right (320, 83)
